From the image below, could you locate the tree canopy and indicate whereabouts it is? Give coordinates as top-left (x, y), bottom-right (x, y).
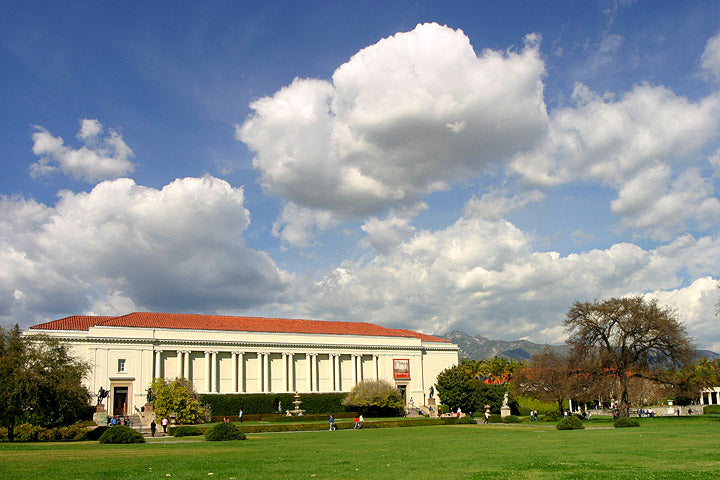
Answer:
top-left (341, 379), bottom-right (404, 416)
top-left (564, 296), bottom-right (695, 416)
top-left (435, 364), bottom-right (513, 414)
top-left (0, 325), bottom-right (91, 441)
top-left (151, 377), bottom-right (211, 424)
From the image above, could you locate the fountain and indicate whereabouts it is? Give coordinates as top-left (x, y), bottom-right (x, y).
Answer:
top-left (288, 392), bottom-right (306, 416)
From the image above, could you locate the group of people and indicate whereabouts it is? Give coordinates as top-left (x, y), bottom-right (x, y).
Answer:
top-left (528, 410), bottom-right (539, 422)
top-left (328, 414), bottom-right (364, 430)
top-left (148, 417), bottom-right (168, 437)
top-left (107, 415), bottom-right (131, 427)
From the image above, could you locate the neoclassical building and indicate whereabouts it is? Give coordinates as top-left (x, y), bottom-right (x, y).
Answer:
top-left (27, 312), bottom-right (458, 416)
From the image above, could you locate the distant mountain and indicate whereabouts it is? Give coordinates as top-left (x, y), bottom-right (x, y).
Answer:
top-left (443, 330), bottom-right (720, 362)
top-left (443, 330), bottom-right (567, 361)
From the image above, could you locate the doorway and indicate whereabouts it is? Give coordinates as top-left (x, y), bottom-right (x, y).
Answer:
top-left (113, 387), bottom-right (128, 416)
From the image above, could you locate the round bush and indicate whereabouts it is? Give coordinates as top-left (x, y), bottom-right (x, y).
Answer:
top-left (614, 417), bottom-right (640, 428)
top-left (502, 415), bottom-right (521, 424)
top-left (98, 425), bottom-right (145, 444)
top-left (205, 422), bottom-right (246, 441)
top-left (173, 426), bottom-right (203, 437)
top-left (85, 426), bottom-right (109, 441)
top-left (556, 416), bottom-right (584, 430)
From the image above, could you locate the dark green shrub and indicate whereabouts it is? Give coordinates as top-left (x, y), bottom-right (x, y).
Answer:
top-left (37, 427), bottom-right (61, 442)
top-left (456, 416), bottom-right (477, 424)
top-left (614, 417), bottom-right (640, 428)
top-left (85, 426), bottom-right (109, 440)
top-left (98, 425), bottom-right (145, 444)
top-left (173, 426), bottom-right (203, 437)
top-left (502, 415), bottom-right (521, 423)
top-left (488, 414), bottom-right (503, 423)
top-left (556, 416), bottom-right (584, 430)
top-left (205, 422), bottom-right (246, 441)
top-left (439, 404), bottom-right (451, 415)
top-left (703, 405), bottom-right (720, 415)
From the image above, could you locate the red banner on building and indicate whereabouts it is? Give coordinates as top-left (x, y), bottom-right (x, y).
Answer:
top-left (393, 358), bottom-right (410, 379)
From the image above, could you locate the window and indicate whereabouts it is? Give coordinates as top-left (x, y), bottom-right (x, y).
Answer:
top-left (117, 358), bottom-right (126, 373)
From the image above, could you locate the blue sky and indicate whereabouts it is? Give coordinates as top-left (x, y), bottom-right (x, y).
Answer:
top-left (2, 1), bottom-right (720, 349)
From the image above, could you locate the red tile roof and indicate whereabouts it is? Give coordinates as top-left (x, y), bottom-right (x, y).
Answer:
top-left (30, 312), bottom-right (450, 343)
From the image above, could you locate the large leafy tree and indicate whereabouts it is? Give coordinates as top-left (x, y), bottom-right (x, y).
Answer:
top-left (151, 378), bottom-right (211, 424)
top-left (0, 325), bottom-right (91, 442)
top-left (435, 364), bottom-right (512, 414)
top-left (514, 348), bottom-right (577, 415)
top-left (341, 380), bottom-right (404, 416)
top-left (565, 296), bottom-right (695, 417)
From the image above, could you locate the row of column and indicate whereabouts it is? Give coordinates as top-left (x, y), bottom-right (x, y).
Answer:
top-left (154, 350), bottom-right (379, 394)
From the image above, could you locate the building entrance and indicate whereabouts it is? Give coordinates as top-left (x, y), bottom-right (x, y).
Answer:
top-left (113, 387), bottom-right (128, 416)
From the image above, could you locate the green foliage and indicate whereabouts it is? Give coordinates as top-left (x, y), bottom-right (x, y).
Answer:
top-left (201, 393), bottom-right (347, 415)
top-left (152, 378), bottom-right (211, 425)
top-left (0, 325), bottom-right (92, 441)
top-left (703, 405), bottom-right (720, 414)
top-left (85, 426), bottom-right (109, 440)
top-left (455, 415), bottom-right (478, 424)
top-left (515, 395), bottom-right (560, 416)
top-left (556, 416), bottom-right (584, 430)
top-left (342, 380), bottom-right (404, 416)
top-left (98, 425), bottom-right (145, 444)
top-left (502, 415), bottom-right (521, 423)
top-left (173, 425), bottom-right (202, 437)
top-left (436, 365), bottom-right (516, 415)
top-left (205, 422), bottom-right (246, 441)
top-left (614, 417), bottom-right (640, 428)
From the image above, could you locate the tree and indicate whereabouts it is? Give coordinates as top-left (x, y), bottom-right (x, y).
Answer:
top-left (0, 325), bottom-right (91, 442)
top-left (565, 296), bottom-right (695, 417)
top-left (435, 365), bottom-right (479, 413)
top-left (151, 378), bottom-right (211, 424)
top-left (342, 380), bottom-right (404, 416)
top-left (514, 348), bottom-right (578, 415)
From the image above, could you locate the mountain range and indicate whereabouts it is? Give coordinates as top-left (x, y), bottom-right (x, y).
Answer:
top-left (443, 330), bottom-right (719, 362)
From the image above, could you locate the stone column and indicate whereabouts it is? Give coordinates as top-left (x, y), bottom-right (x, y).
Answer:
top-left (238, 352), bottom-right (245, 393)
top-left (183, 351), bottom-right (190, 380)
top-left (257, 353), bottom-right (264, 392)
top-left (204, 351), bottom-right (211, 393)
top-left (231, 352), bottom-right (239, 393)
top-left (288, 353), bottom-right (295, 392)
top-left (306, 353), bottom-right (312, 392)
top-left (373, 355), bottom-right (379, 380)
top-left (177, 350), bottom-right (184, 378)
top-left (211, 352), bottom-right (218, 393)
top-left (351, 354), bottom-right (358, 387)
top-left (311, 354), bottom-right (318, 392)
top-left (263, 352), bottom-right (270, 392)
top-left (282, 353), bottom-right (289, 392)
top-left (154, 350), bottom-right (162, 379)
top-left (334, 354), bottom-right (341, 392)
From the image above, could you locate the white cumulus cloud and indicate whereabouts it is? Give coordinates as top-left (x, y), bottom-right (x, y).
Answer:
top-left (30, 118), bottom-right (135, 183)
top-left (238, 23), bottom-right (549, 246)
top-left (0, 175), bottom-right (289, 326)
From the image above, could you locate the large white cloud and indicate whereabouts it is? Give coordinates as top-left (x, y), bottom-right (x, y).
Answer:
top-left (0, 175), bottom-right (289, 327)
top-left (238, 23), bottom-right (549, 245)
top-left (288, 205), bottom-right (720, 347)
top-left (701, 32), bottom-right (720, 83)
top-left (31, 119), bottom-right (135, 182)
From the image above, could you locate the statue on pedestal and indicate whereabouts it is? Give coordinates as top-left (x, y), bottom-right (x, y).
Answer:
top-left (146, 387), bottom-right (155, 404)
top-left (429, 386), bottom-right (434, 398)
top-left (96, 386), bottom-right (108, 405)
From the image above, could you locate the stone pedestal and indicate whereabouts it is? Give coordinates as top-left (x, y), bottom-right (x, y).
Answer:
top-left (428, 397), bottom-right (436, 406)
top-left (500, 406), bottom-right (511, 418)
top-left (93, 404), bottom-right (108, 426)
top-left (142, 403), bottom-right (155, 426)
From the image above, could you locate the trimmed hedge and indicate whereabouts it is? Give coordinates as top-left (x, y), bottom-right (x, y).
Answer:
top-left (210, 412), bottom-right (357, 423)
top-left (173, 426), bottom-right (203, 437)
top-left (614, 417), bottom-right (640, 428)
top-left (502, 415), bottom-right (521, 424)
top-left (1, 421), bottom-right (100, 442)
top-left (455, 416), bottom-right (478, 425)
top-left (556, 416), bottom-right (584, 430)
top-left (99, 425), bottom-right (145, 444)
top-left (205, 422), bottom-right (246, 441)
top-left (201, 393), bottom-right (349, 416)
top-left (703, 405), bottom-right (720, 415)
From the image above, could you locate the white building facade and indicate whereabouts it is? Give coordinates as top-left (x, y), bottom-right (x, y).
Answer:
top-left (27, 312), bottom-right (458, 416)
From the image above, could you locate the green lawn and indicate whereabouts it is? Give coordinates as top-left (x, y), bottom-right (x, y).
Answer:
top-left (2, 416), bottom-right (720, 479)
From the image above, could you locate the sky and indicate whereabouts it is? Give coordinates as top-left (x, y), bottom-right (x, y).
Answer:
top-left (2, 0), bottom-right (720, 350)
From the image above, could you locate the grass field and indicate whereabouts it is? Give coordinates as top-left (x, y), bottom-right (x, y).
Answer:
top-left (2, 416), bottom-right (719, 479)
